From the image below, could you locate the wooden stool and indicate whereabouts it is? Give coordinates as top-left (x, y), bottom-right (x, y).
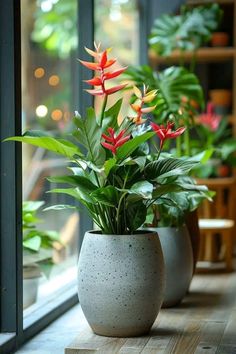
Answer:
top-left (196, 177), bottom-right (236, 272)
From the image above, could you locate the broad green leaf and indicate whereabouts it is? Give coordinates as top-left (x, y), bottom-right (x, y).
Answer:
top-left (152, 184), bottom-right (182, 199)
top-left (102, 99), bottom-right (122, 131)
top-left (116, 132), bottom-right (154, 160)
top-left (49, 187), bottom-right (95, 204)
top-left (129, 181), bottom-right (153, 199)
top-left (104, 158), bottom-right (117, 176)
top-left (48, 175), bottom-right (97, 190)
top-left (145, 158), bottom-right (198, 181)
top-left (5, 132), bottom-right (82, 159)
top-left (126, 201), bottom-right (147, 233)
top-left (73, 108), bottom-right (105, 166)
top-left (91, 186), bottom-right (119, 207)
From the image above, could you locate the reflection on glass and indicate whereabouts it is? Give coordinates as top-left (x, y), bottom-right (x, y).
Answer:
top-left (94, 0), bottom-right (139, 120)
top-left (21, 0), bottom-right (79, 316)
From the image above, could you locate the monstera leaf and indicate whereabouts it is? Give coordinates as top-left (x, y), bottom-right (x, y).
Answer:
top-left (125, 65), bottom-right (204, 120)
top-left (149, 4), bottom-right (222, 56)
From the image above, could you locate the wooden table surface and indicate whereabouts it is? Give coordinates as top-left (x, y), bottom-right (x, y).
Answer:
top-left (65, 270), bottom-right (236, 354)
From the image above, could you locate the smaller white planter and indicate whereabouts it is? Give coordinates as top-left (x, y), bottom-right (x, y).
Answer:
top-left (157, 225), bottom-right (193, 307)
top-left (23, 264), bottom-right (41, 309)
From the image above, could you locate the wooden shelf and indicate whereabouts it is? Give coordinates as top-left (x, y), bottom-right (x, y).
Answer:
top-left (149, 47), bottom-right (236, 65)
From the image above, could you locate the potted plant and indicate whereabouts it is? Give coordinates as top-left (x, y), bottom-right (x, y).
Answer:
top-left (149, 3), bottom-right (222, 71)
top-left (23, 200), bottom-right (60, 309)
top-left (5, 43), bottom-right (209, 336)
top-left (145, 174), bottom-right (213, 307)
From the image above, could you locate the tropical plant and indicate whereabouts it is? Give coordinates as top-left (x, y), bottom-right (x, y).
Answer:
top-left (6, 44), bottom-right (210, 235)
top-left (149, 4), bottom-right (222, 57)
top-left (125, 65), bottom-right (204, 121)
top-left (191, 103), bottom-right (236, 177)
top-left (23, 201), bottom-right (60, 269)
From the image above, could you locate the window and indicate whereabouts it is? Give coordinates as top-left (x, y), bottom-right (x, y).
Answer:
top-left (0, 0), bottom-right (143, 352)
top-left (0, 1), bottom-right (94, 352)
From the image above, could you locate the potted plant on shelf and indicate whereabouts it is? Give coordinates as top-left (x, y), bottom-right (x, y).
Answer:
top-left (23, 200), bottom-right (60, 309)
top-left (149, 3), bottom-right (222, 71)
top-left (5, 43), bottom-right (209, 337)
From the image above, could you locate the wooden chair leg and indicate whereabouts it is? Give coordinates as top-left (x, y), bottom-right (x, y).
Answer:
top-left (222, 230), bottom-right (233, 272)
top-left (204, 232), bottom-right (218, 261)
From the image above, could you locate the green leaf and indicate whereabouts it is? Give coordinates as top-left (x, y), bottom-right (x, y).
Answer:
top-left (73, 108), bottom-right (105, 166)
top-left (125, 65), bottom-right (204, 119)
top-left (23, 235), bottom-right (41, 252)
top-left (126, 201), bottom-right (147, 233)
top-left (49, 187), bottom-right (95, 204)
top-left (129, 181), bottom-right (153, 199)
top-left (116, 132), bottom-right (154, 160)
top-left (5, 131), bottom-right (82, 159)
top-left (48, 175), bottom-right (97, 190)
top-left (145, 158), bottom-right (198, 181)
top-left (91, 186), bottom-right (119, 207)
top-left (102, 99), bottom-right (122, 131)
top-left (152, 184), bottom-right (182, 199)
top-left (149, 4), bottom-right (222, 55)
top-left (104, 158), bottom-right (117, 176)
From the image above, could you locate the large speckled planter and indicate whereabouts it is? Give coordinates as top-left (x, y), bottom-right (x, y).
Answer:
top-left (78, 230), bottom-right (165, 337)
top-left (157, 225), bottom-right (193, 307)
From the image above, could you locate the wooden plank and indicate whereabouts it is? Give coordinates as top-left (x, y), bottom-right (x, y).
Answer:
top-left (65, 271), bottom-right (236, 354)
top-left (220, 310), bottom-right (236, 346)
top-left (149, 48), bottom-right (236, 66)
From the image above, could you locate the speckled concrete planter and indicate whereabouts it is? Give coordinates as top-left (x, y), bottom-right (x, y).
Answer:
top-left (78, 230), bottom-right (165, 337)
top-left (157, 225), bottom-right (193, 307)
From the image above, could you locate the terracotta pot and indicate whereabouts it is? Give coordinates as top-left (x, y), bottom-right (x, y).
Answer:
top-left (211, 32), bottom-right (229, 47)
top-left (78, 230), bottom-right (165, 337)
top-left (209, 89), bottom-right (232, 107)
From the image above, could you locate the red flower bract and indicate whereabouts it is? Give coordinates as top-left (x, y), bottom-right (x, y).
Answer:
top-left (150, 121), bottom-right (186, 149)
top-left (198, 102), bottom-right (221, 132)
top-left (101, 128), bottom-right (130, 155)
top-left (80, 45), bottom-right (127, 97)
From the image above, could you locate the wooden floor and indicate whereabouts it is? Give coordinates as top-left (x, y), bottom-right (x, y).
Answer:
top-left (16, 270), bottom-right (236, 354)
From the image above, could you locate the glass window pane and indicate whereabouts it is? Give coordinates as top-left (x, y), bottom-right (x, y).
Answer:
top-left (21, 0), bottom-right (79, 320)
top-left (94, 0), bottom-right (139, 119)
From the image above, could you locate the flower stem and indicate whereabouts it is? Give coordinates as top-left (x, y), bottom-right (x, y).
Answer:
top-left (184, 125), bottom-right (190, 156)
top-left (176, 136), bottom-right (182, 157)
top-left (98, 94), bottom-right (108, 127)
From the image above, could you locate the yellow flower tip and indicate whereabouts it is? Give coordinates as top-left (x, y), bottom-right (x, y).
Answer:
top-left (133, 86), bottom-right (142, 99)
top-left (140, 105), bottom-right (157, 114)
top-left (142, 94), bottom-right (156, 103)
top-left (106, 47), bottom-right (113, 54)
top-left (145, 89), bottom-right (158, 97)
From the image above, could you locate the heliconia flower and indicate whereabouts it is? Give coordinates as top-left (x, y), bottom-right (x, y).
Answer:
top-left (198, 102), bottom-right (221, 132)
top-left (80, 44), bottom-right (127, 96)
top-left (101, 127), bottom-right (130, 155)
top-left (150, 121), bottom-right (186, 149)
top-left (129, 85), bottom-right (157, 125)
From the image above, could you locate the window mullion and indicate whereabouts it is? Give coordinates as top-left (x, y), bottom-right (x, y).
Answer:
top-left (0, 0), bottom-right (23, 345)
